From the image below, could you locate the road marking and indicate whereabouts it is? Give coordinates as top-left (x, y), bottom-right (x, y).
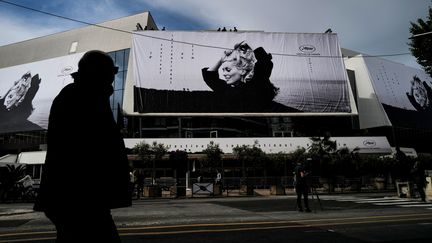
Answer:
top-left (2, 213), bottom-right (432, 242)
top-left (373, 201), bottom-right (425, 206)
top-left (0, 231), bottom-right (55, 238)
top-left (335, 197), bottom-right (408, 202)
top-left (356, 199), bottom-right (411, 203)
top-left (0, 237), bottom-right (55, 243)
top-left (332, 196), bottom-right (431, 209)
top-left (399, 204), bottom-right (432, 207)
top-left (348, 198), bottom-right (400, 201)
top-left (119, 216), bottom-right (432, 237)
top-left (117, 212), bottom-right (432, 231)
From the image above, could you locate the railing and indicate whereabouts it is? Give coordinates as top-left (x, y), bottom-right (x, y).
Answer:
top-left (132, 176), bottom-right (396, 198)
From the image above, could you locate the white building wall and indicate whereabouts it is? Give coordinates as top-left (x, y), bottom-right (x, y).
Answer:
top-left (0, 12), bottom-right (156, 68)
top-left (344, 56), bottom-right (392, 129)
top-left (124, 136), bottom-right (391, 154)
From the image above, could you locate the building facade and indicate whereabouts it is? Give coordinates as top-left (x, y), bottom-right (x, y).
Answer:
top-left (0, 11), bottom-right (430, 158)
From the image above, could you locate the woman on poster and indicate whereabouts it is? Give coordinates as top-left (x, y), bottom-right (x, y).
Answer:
top-left (0, 71), bottom-right (43, 132)
top-left (201, 41), bottom-right (299, 112)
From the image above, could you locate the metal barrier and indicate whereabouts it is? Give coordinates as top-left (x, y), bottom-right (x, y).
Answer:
top-left (136, 176), bottom-right (393, 198)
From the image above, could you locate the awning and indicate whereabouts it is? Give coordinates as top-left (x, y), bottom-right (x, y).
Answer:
top-left (17, 151), bottom-right (46, 164)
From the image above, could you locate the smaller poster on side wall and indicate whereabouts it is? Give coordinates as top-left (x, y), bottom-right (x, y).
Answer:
top-left (0, 53), bottom-right (83, 133)
top-left (364, 56), bottom-right (432, 129)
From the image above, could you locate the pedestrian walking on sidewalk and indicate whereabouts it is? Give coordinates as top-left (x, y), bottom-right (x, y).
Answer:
top-left (34, 50), bottom-right (132, 242)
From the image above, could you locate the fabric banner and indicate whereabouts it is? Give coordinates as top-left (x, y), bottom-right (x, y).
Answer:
top-left (132, 31), bottom-right (352, 114)
top-left (363, 57), bottom-right (432, 128)
top-left (0, 53), bottom-right (83, 133)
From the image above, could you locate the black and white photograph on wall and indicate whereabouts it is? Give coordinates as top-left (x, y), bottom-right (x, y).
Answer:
top-left (364, 57), bottom-right (432, 128)
top-left (0, 71), bottom-right (42, 132)
top-left (406, 75), bottom-right (432, 113)
top-left (0, 53), bottom-right (82, 133)
top-left (132, 31), bottom-right (353, 114)
top-left (201, 41), bottom-right (298, 112)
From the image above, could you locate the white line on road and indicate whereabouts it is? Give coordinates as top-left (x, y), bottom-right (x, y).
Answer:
top-left (399, 204), bottom-right (432, 207)
top-left (355, 199), bottom-right (411, 203)
top-left (373, 201), bottom-right (425, 206)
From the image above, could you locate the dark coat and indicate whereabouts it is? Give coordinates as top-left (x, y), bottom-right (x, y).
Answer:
top-left (34, 80), bottom-right (131, 213)
top-left (294, 164), bottom-right (308, 187)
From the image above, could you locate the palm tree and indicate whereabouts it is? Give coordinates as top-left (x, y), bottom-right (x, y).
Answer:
top-left (408, 6), bottom-right (432, 77)
top-left (0, 165), bottom-right (26, 201)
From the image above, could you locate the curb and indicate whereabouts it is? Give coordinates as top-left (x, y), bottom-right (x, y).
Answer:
top-left (0, 210), bottom-right (34, 217)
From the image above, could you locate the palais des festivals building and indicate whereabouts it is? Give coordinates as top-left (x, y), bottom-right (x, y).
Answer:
top-left (1, 12), bottom-right (431, 181)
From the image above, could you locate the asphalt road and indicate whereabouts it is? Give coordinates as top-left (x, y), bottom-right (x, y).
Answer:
top-left (1, 193), bottom-right (432, 242)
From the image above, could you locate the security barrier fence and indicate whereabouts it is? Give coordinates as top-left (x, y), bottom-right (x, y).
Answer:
top-left (131, 175), bottom-right (397, 198)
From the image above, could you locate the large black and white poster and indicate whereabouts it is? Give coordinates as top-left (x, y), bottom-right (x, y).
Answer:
top-left (132, 31), bottom-right (352, 114)
top-left (0, 53), bottom-right (83, 133)
top-left (364, 57), bottom-right (432, 128)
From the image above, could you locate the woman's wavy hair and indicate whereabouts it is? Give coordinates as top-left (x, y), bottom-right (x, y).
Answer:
top-left (224, 42), bottom-right (256, 83)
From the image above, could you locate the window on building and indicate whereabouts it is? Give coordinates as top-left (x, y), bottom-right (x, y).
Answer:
top-left (69, 41), bottom-right (78, 53)
top-left (108, 49), bottom-right (129, 122)
top-left (210, 131), bottom-right (218, 138)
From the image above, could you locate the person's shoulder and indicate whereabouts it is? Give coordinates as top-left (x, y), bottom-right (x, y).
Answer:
top-left (58, 83), bottom-right (76, 95)
top-left (52, 83), bottom-right (76, 103)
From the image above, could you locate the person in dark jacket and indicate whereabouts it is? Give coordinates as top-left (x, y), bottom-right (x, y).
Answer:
top-left (34, 50), bottom-right (131, 242)
top-left (411, 161), bottom-right (427, 202)
top-left (201, 42), bottom-right (299, 112)
top-left (294, 162), bottom-right (311, 212)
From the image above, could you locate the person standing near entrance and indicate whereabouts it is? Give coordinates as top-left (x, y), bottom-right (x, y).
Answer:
top-left (294, 162), bottom-right (311, 212)
top-left (411, 160), bottom-right (427, 202)
top-left (34, 50), bottom-right (131, 242)
top-left (135, 169), bottom-right (145, 199)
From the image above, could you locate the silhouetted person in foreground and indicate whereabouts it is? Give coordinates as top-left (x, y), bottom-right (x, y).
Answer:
top-left (34, 50), bottom-right (131, 242)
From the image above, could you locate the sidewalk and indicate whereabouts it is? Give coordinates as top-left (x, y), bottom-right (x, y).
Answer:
top-left (0, 203), bottom-right (34, 217)
top-left (0, 190), bottom-right (399, 217)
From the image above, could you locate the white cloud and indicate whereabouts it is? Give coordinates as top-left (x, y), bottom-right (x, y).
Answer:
top-left (1, 0), bottom-right (429, 68)
top-left (139, 0), bottom-right (428, 68)
top-left (0, 14), bottom-right (64, 46)
top-left (66, 0), bottom-right (130, 23)
top-left (0, 0), bottom-right (130, 47)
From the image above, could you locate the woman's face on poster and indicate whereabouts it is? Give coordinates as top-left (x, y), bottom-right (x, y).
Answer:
top-left (220, 61), bottom-right (245, 86)
top-left (412, 83), bottom-right (428, 108)
top-left (4, 75), bottom-right (31, 109)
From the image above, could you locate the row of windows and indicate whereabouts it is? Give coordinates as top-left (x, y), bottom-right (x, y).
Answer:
top-left (108, 49), bottom-right (130, 121)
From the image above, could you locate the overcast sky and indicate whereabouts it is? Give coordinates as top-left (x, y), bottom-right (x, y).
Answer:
top-left (0, 0), bottom-right (430, 69)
